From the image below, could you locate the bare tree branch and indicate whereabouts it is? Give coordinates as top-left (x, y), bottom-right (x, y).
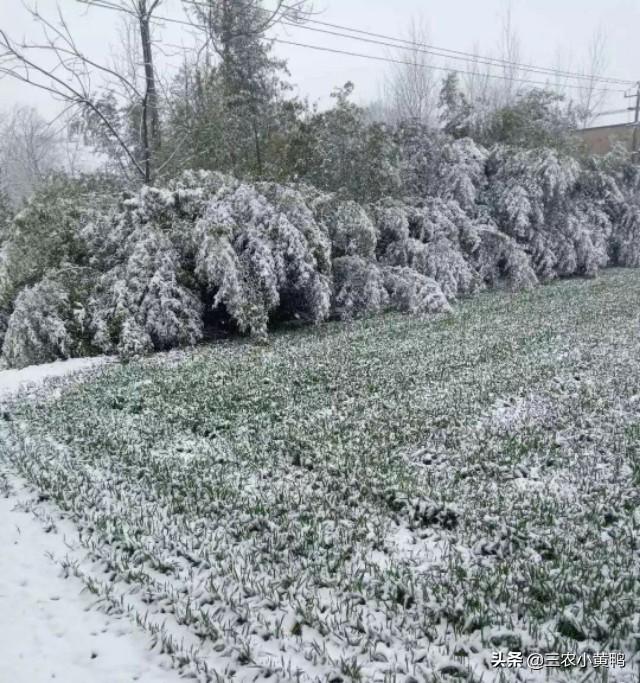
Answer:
top-left (576, 27), bottom-right (609, 128)
top-left (0, 1), bottom-right (168, 182)
top-left (383, 16), bottom-right (437, 126)
top-left (0, 21), bottom-right (146, 178)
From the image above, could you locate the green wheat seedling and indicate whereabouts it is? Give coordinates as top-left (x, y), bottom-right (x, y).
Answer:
top-left (2, 270), bottom-right (640, 682)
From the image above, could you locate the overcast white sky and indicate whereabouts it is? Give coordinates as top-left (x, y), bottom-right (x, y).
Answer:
top-left (1, 0), bottom-right (638, 126)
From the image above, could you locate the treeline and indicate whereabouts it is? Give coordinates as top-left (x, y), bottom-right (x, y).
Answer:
top-left (0, 0), bottom-right (639, 368)
top-left (0, 133), bottom-right (638, 368)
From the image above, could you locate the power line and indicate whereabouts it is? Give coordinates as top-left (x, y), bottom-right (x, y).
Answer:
top-left (282, 19), bottom-right (633, 86)
top-left (75, 1), bottom-right (625, 94)
top-left (269, 38), bottom-right (622, 93)
top-left (183, 0), bottom-right (635, 87)
top-left (276, 19), bottom-right (627, 88)
top-left (592, 108), bottom-right (632, 117)
top-left (287, 4), bottom-right (634, 86)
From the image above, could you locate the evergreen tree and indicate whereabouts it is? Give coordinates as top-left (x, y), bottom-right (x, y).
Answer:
top-left (439, 73), bottom-right (475, 139)
top-left (287, 83), bottom-right (400, 201)
top-left (181, 0), bottom-right (295, 179)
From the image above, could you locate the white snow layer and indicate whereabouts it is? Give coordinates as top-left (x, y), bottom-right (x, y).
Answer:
top-left (0, 489), bottom-right (179, 683)
top-left (0, 356), bottom-right (108, 398)
top-left (0, 355), bottom-right (180, 683)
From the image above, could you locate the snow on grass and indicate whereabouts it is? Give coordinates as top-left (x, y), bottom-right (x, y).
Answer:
top-left (0, 355), bottom-right (184, 683)
top-left (2, 269), bottom-right (640, 681)
top-left (0, 477), bottom-right (180, 683)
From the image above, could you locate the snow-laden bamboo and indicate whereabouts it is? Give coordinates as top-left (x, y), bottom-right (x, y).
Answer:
top-left (1, 138), bottom-right (639, 368)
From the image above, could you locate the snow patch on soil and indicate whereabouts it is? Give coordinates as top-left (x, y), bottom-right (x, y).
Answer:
top-left (0, 355), bottom-right (182, 683)
top-left (0, 480), bottom-right (179, 683)
top-left (0, 356), bottom-right (109, 399)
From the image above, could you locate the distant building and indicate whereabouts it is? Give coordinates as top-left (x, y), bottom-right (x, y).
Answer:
top-left (574, 122), bottom-right (637, 156)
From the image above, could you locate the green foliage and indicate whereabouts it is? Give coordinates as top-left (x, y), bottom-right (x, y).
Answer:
top-left (163, 72), bottom-right (403, 200)
top-left (437, 72), bottom-right (578, 153)
top-left (162, 0), bottom-right (297, 182)
top-left (0, 174), bottom-right (119, 310)
top-left (1, 267), bottom-right (97, 368)
top-left (482, 89), bottom-right (578, 150)
top-left (0, 104), bottom-right (638, 369)
top-left (285, 83), bottom-right (401, 201)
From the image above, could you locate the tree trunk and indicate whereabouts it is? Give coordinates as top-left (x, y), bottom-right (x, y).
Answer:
top-left (252, 118), bottom-right (263, 176)
top-left (139, 2), bottom-right (161, 183)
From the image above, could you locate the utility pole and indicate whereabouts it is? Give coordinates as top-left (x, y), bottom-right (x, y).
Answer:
top-left (625, 82), bottom-right (640, 162)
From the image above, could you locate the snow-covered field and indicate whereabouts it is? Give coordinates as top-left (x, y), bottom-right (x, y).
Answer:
top-left (0, 481), bottom-right (181, 683)
top-left (0, 356), bottom-right (182, 682)
top-left (2, 269), bottom-right (640, 682)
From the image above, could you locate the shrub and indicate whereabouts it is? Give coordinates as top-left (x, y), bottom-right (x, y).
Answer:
top-left (2, 268), bottom-right (95, 368)
top-left (373, 198), bottom-right (482, 299)
top-left (91, 230), bottom-right (203, 358)
top-left (405, 237), bottom-right (481, 299)
top-left (194, 183), bottom-right (332, 338)
top-left (331, 256), bottom-right (387, 320)
top-left (0, 175), bottom-right (116, 305)
top-left (312, 197), bottom-right (377, 259)
top-left (484, 145), bottom-right (615, 282)
top-left (612, 204), bottom-right (640, 268)
top-left (475, 227), bottom-right (538, 291)
top-left (382, 266), bottom-right (451, 315)
top-left (436, 137), bottom-right (487, 212)
top-left (1, 149), bottom-right (637, 368)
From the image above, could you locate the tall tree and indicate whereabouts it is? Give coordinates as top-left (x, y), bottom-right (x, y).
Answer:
top-left (439, 72), bottom-right (475, 139)
top-left (0, 106), bottom-right (62, 203)
top-left (137, 0), bottom-right (162, 178)
top-left (384, 17), bottom-right (438, 127)
top-left (575, 27), bottom-right (609, 129)
top-left (184, 0), bottom-right (311, 177)
top-left (496, 2), bottom-right (522, 107)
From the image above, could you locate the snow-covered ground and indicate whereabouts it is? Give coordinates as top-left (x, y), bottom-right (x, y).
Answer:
top-left (0, 356), bottom-right (108, 399)
top-left (2, 273), bottom-right (640, 682)
top-left (0, 357), bottom-right (180, 683)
